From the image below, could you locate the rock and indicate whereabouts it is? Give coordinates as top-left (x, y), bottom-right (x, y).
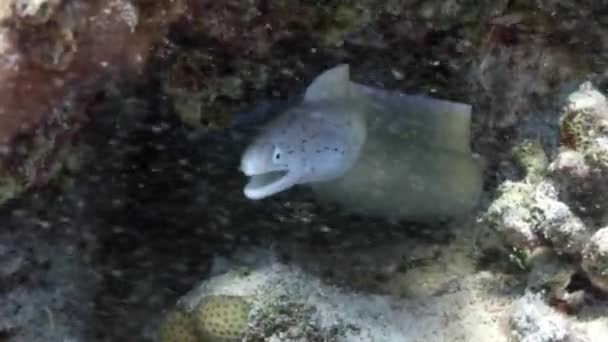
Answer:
top-left (485, 181), bottom-right (539, 250)
top-left (11, 0), bottom-right (63, 25)
top-left (0, 0), bottom-right (185, 206)
top-left (510, 292), bottom-right (570, 342)
top-left (512, 139), bottom-right (549, 183)
top-left (3, 1), bottom-right (608, 341)
top-left (581, 227), bottom-right (608, 292)
top-left (547, 150), bottom-right (590, 190)
top-left (530, 183), bottom-right (590, 255)
top-left (549, 82), bottom-right (608, 224)
top-left (526, 247), bottom-right (575, 295)
top-left (161, 248), bottom-right (510, 342)
top-left (0, 234), bottom-right (100, 341)
top-left (560, 82), bottom-right (608, 152)
top-left (484, 176), bottom-right (589, 256)
top-left (192, 295), bottom-right (251, 341)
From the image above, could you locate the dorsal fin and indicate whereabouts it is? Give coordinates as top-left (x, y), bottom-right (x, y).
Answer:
top-left (303, 64), bottom-right (351, 103)
top-left (400, 93), bottom-right (472, 154)
top-left (350, 83), bottom-right (473, 154)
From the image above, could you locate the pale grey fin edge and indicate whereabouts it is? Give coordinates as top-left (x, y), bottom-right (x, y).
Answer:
top-left (350, 82), bottom-right (473, 154)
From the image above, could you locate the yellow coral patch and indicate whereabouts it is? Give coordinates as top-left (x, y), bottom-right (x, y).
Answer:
top-left (193, 295), bottom-right (251, 341)
top-left (158, 309), bottom-right (198, 342)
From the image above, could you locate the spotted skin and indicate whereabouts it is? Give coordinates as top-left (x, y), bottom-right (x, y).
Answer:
top-left (240, 100), bottom-right (366, 200)
top-left (240, 64), bottom-right (482, 221)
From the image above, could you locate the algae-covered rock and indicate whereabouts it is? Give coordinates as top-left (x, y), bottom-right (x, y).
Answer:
top-left (559, 82), bottom-right (608, 151)
top-left (11, 0), bottom-right (62, 25)
top-left (0, 0), bottom-right (185, 206)
top-left (512, 139), bottom-right (548, 182)
top-left (581, 227), bottom-right (608, 292)
top-left (526, 247), bottom-right (575, 295)
top-left (485, 176), bottom-right (589, 257)
top-left (530, 182), bottom-right (590, 255)
top-left (510, 292), bottom-right (570, 342)
top-left (167, 75), bottom-right (245, 129)
top-left (6, 0), bottom-right (608, 341)
top-left (486, 82), bottom-right (608, 296)
top-left (162, 248), bottom-right (515, 342)
top-left (317, 2), bottom-right (373, 47)
top-left (547, 150), bottom-right (590, 185)
top-left (162, 50), bottom-right (270, 129)
top-left (485, 180), bottom-right (539, 250)
top-left (0, 176), bottom-right (24, 205)
top-left (586, 136), bottom-right (608, 167)
top-left (549, 83), bottom-right (608, 224)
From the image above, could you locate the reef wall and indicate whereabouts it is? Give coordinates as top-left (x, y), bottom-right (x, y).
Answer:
top-left (0, 0), bottom-right (184, 203)
top-left (1, 1), bottom-right (608, 341)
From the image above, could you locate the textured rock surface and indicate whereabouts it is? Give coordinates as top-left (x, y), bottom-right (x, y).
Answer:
top-left (581, 227), bottom-right (608, 291)
top-left (1, 1), bottom-right (608, 341)
top-left (484, 180), bottom-right (539, 249)
top-left (482, 82), bottom-right (608, 327)
top-left (0, 226), bottom-right (100, 341)
top-left (510, 292), bottom-right (570, 342)
top-left (549, 83), bottom-right (608, 225)
top-left (164, 246), bottom-right (515, 342)
top-left (0, 0), bottom-right (184, 205)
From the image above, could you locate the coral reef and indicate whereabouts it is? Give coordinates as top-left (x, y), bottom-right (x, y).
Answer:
top-left (160, 244), bottom-right (607, 342)
top-left (484, 180), bottom-right (540, 249)
top-left (581, 227), bottom-right (608, 292)
top-left (159, 248), bottom-right (515, 342)
top-left (2, 0), bottom-right (608, 341)
top-left (508, 290), bottom-right (608, 342)
top-left (551, 82), bottom-right (608, 224)
top-left (485, 82), bottom-right (608, 302)
top-left (158, 280), bottom-right (256, 342)
top-left (509, 292), bottom-right (570, 342)
top-left (0, 0), bottom-right (184, 205)
top-left (526, 247), bottom-right (575, 295)
top-left (158, 0), bottom-right (512, 130)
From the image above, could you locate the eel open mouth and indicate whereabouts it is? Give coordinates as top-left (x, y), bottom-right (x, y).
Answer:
top-left (243, 170), bottom-right (295, 200)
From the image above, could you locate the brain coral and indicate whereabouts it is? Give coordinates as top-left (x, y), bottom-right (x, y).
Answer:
top-left (193, 295), bottom-right (251, 341)
top-left (158, 309), bottom-right (198, 342)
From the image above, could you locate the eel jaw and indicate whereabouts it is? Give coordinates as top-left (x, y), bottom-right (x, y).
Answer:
top-left (243, 169), bottom-right (297, 200)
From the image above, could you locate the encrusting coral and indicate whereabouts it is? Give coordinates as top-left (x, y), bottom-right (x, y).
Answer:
top-left (581, 227), bottom-right (608, 292)
top-left (158, 309), bottom-right (198, 342)
top-left (158, 294), bottom-right (251, 342)
top-left (484, 81), bottom-right (608, 295)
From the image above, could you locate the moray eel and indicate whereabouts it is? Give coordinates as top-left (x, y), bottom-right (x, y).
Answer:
top-left (240, 64), bottom-right (482, 221)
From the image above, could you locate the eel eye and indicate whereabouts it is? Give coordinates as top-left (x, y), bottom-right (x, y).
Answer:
top-left (272, 146), bottom-right (282, 164)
